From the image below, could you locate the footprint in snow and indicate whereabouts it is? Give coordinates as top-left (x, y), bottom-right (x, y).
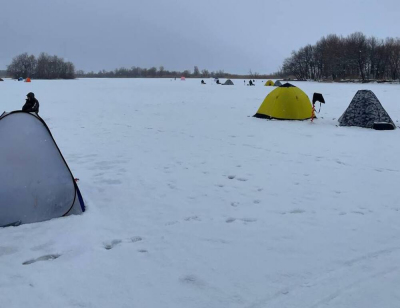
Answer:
top-left (227, 175), bottom-right (236, 179)
top-left (237, 177), bottom-right (248, 182)
top-left (241, 218), bottom-right (257, 223)
top-left (131, 236), bottom-right (143, 243)
top-left (23, 254), bottom-right (61, 265)
top-left (290, 209), bottom-right (306, 214)
top-left (184, 216), bottom-right (201, 222)
top-left (104, 239), bottom-right (122, 250)
top-left (180, 274), bottom-right (206, 288)
top-left (166, 220), bottom-right (179, 226)
top-left (104, 236), bottom-right (143, 250)
top-left (0, 246), bottom-right (18, 257)
top-left (226, 218), bottom-right (236, 223)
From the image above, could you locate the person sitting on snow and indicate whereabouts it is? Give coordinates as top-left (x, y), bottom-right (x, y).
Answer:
top-left (22, 92), bottom-right (40, 113)
top-left (201, 80), bottom-right (206, 84)
top-left (248, 80), bottom-right (254, 86)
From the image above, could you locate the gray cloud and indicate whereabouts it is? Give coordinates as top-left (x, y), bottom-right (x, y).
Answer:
top-left (1, 0), bottom-right (400, 74)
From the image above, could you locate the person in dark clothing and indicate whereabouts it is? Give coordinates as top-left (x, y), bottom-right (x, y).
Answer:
top-left (22, 92), bottom-right (39, 113)
top-left (201, 80), bottom-right (206, 84)
top-left (249, 80), bottom-right (253, 86)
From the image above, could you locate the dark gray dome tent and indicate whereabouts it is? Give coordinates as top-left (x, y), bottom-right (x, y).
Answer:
top-left (0, 111), bottom-right (85, 227)
top-left (222, 79), bottom-right (234, 85)
top-left (274, 80), bottom-right (282, 86)
top-left (338, 90), bottom-right (395, 130)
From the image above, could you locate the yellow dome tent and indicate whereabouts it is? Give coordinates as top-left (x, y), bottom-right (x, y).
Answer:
top-left (254, 83), bottom-right (313, 120)
top-left (264, 80), bottom-right (274, 86)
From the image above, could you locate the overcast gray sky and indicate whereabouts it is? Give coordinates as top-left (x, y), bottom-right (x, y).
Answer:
top-left (1, 0), bottom-right (400, 74)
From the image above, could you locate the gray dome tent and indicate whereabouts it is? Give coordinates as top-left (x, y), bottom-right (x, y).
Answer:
top-left (274, 80), bottom-right (282, 86)
top-left (338, 90), bottom-right (395, 130)
top-left (0, 111), bottom-right (85, 227)
top-left (222, 79), bottom-right (234, 85)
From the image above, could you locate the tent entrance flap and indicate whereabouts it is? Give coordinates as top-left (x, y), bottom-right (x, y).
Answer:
top-left (372, 122), bottom-right (396, 130)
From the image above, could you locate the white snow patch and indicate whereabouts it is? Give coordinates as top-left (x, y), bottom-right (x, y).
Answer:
top-left (1, 78), bottom-right (400, 307)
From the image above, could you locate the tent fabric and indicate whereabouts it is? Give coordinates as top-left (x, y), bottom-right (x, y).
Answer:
top-left (181, 77), bottom-right (186, 81)
top-left (254, 83), bottom-right (313, 120)
top-left (0, 111), bottom-right (85, 227)
top-left (265, 80), bottom-right (274, 86)
top-left (18, 77), bottom-right (23, 81)
top-left (274, 80), bottom-right (282, 86)
top-left (338, 90), bottom-right (395, 130)
top-left (222, 79), bottom-right (234, 85)
top-left (0, 78), bottom-right (4, 81)
top-left (25, 77), bottom-right (31, 82)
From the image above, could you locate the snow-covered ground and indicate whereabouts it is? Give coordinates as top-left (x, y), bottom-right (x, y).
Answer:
top-left (1, 78), bottom-right (400, 308)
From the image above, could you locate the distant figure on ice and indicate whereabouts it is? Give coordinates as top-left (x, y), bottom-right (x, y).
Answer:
top-left (216, 79), bottom-right (221, 84)
top-left (248, 80), bottom-right (254, 86)
top-left (22, 92), bottom-right (40, 113)
top-left (201, 80), bottom-right (206, 84)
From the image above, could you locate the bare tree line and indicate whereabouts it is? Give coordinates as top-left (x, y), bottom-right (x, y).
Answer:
top-left (7, 53), bottom-right (75, 79)
top-left (5, 53), bottom-right (279, 80)
top-left (281, 32), bottom-right (400, 81)
top-left (76, 66), bottom-right (279, 79)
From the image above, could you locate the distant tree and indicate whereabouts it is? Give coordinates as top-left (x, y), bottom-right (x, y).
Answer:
top-left (201, 69), bottom-right (210, 78)
top-left (281, 32), bottom-right (400, 81)
top-left (64, 61), bottom-right (75, 79)
top-left (215, 70), bottom-right (225, 78)
top-left (158, 66), bottom-right (165, 77)
top-left (76, 70), bottom-right (85, 76)
top-left (147, 67), bottom-right (157, 77)
top-left (7, 53), bottom-right (37, 78)
top-left (385, 38), bottom-right (400, 80)
top-left (193, 66), bottom-right (200, 77)
top-left (33, 53), bottom-right (75, 79)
